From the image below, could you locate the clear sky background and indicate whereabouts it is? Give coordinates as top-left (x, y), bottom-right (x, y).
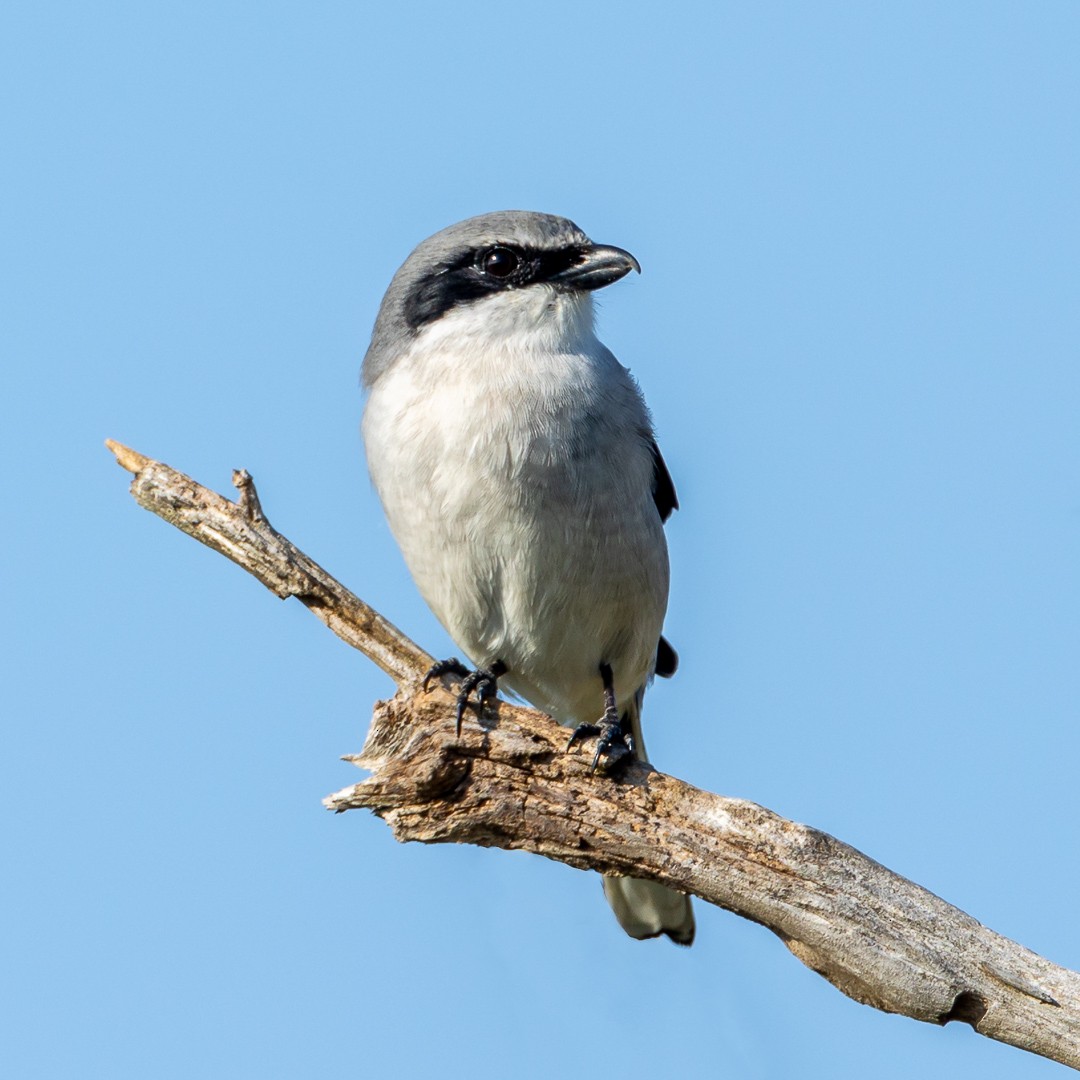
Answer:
top-left (4, 3), bottom-right (1079, 1077)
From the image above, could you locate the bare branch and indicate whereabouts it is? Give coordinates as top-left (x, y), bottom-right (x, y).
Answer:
top-left (105, 439), bottom-right (428, 684)
top-left (107, 439), bottom-right (1080, 1071)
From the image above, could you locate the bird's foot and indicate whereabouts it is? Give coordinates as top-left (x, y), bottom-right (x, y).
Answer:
top-left (566, 708), bottom-right (632, 773)
top-left (422, 657), bottom-right (470, 689)
top-left (422, 657), bottom-right (505, 736)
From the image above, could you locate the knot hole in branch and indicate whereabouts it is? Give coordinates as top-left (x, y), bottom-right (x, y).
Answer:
top-left (939, 990), bottom-right (988, 1028)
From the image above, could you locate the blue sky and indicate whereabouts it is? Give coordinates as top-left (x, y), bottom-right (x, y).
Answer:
top-left (4, 3), bottom-right (1079, 1077)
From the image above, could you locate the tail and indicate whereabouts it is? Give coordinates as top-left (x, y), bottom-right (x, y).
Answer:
top-left (601, 690), bottom-right (695, 946)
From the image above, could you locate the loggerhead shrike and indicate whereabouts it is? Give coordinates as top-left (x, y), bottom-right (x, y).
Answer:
top-left (361, 211), bottom-right (694, 945)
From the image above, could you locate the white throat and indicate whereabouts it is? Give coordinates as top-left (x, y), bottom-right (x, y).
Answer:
top-left (407, 286), bottom-right (598, 367)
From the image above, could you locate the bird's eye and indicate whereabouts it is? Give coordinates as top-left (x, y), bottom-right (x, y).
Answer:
top-left (480, 246), bottom-right (520, 278)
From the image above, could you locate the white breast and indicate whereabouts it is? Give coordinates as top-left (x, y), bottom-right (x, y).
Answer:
top-left (362, 288), bottom-right (668, 724)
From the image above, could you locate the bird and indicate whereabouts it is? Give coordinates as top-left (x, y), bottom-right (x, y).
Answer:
top-left (360, 210), bottom-right (694, 945)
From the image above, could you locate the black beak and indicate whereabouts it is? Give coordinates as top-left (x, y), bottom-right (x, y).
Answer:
top-left (552, 244), bottom-right (641, 291)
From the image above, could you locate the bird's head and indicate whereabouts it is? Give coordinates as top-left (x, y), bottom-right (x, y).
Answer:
top-left (362, 211), bottom-right (640, 385)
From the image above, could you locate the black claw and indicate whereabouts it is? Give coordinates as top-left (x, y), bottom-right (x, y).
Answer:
top-left (567, 710), bottom-right (631, 773)
top-left (423, 657), bottom-right (505, 736)
top-left (422, 657), bottom-right (470, 692)
top-left (566, 723), bottom-right (600, 751)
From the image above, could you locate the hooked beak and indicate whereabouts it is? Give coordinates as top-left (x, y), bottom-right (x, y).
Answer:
top-left (552, 244), bottom-right (641, 291)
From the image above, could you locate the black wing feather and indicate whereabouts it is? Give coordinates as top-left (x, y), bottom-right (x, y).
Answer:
top-left (655, 636), bottom-right (678, 678)
top-left (649, 440), bottom-right (679, 679)
top-left (649, 439), bottom-right (678, 523)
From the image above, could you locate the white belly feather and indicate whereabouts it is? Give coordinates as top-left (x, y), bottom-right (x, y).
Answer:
top-left (362, 297), bottom-right (668, 725)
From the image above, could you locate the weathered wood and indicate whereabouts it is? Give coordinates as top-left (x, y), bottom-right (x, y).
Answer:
top-left (107, 439), bottom-right (1080, 1071)
top-left (105, 439), bottom-right (428, 684)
